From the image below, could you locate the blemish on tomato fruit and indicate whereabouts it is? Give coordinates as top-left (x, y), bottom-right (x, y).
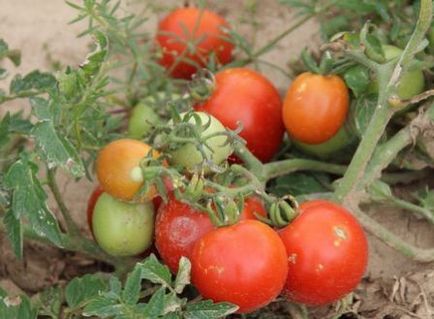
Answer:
top-left (288, 253), bottom-right (297, 264)
top-left (316, 263), bottom-right (324, 273)
top-left (333, 226), bottom-right (347, 247)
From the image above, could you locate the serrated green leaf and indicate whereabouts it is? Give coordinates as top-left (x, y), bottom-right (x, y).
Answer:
top-left (3, 210), bottom-right (23, 259)
top-left (109, 276), bottom-right (123, 297)
top-left (343, 65), bottom-right (370, 97)
top-left (9, 70), bottom-right (56, 95)
top-left (32, 121), bottom-right (85, 177)
top-left (65, 274), bottom-right (109, 308)
top-left (140, 254), bottom-right (172, 288)
top-left (82, 296), bottom-right (120, 318)
top-left (30, 97), bottom-right (51, 121)
top-left (162, 292), bottom-right (184, 315)
top-left (80, 32), bottom-right (108, 78)
top-left (122, 265), bottom-right (142, 305)
top-left (174, 257), bottom-right (191, 294)
top-left (351, 97), bottom-right (377, 137)
top-left (0, 113), bottom-right (10, 148)
top-left (184, 300), bottom-right (238, 319)
top-left (33, 286), bottom-right (62, 318)
top-left (4, 157), bottom-right (63, 247)
top-left (270, 172), bottom-right (331, 197)
top-left (0, 294), bottom-right (37, 319)
top-left (143, 287), bottom-right (165, 317)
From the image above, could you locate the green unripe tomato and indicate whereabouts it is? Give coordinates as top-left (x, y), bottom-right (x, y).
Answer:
top-left (293, 124), bottom-right (354, 159)
top-left (382, 44), bottom-right (424, 100)
top-left (92, 193), bottom-right (154, 257)
top-left (128, 102), bottom-right (160, 139)
top-left (169, 112), bottom-right (232, 169)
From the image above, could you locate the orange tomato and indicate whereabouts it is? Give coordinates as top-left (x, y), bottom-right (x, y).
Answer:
top-left (282, 72), bottom-right (349, 144)
top-left (96, 139), bottom-right (160, 201)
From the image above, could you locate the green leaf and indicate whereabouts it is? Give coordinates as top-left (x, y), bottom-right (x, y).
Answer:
top-left (65, 274), bottom-right (109, 308)
top-left (143, 287), bottom-right (165, 317)
top-left (30, 97), bottom-right (52, 121)
top-left (4, 157), bottom-right (63, 248)
top-left (343, 65), bottom-right (370, 97)
top-left (32, 121), bottom-right (85, 177)
top-left (174, 257), bottom-right (191, 294)
top-left (3, 210), bottom-right (23, 259)
top-left (33, 286), bottom-right (62, 318)
top-left (0, 293), bottom-right (37, 319)
top-left (82, 296), bottom-right (120, 318)
top-left (140, 254), bottom-right (172, 288)
top-left (270, 172), bottom-right (331, 197)
top-left (80, 32), bottom-right (108, 78)
top-left (0, 113), bottom-right (10, 149)
top-left (9, 70), bottom-right (56, 95)
top-left (184, 300), bottom-right (238, 319)
top-left (351, 97), bottom-right (377, 137)
top-left (122, 264), bottom-right (142, 305)
top-left (162, 292), bottom-right (184, 315)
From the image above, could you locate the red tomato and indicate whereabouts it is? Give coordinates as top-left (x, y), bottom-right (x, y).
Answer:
top-left (191, 220), bottom-right (288, 313)
top-left (86, 186), bottom-right (104, 234)
top-left (239, 196), bottom-right (267, 220)
top-left (156, 7), bottom-right (233, 79)
top-left (155, 197), bottom-right (215, 273)
top-left (155, 196), bottom-right (268, 273)
top-left (196, 68), bottom-right (284, 162)
top-left (279, 200), bottom-right (368, 306)
top-left (282, 72), bottom-right (349, 144)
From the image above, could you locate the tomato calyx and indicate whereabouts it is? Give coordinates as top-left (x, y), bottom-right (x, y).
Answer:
top-left (301, 49), bottom-right (335, 75)
top-left (188, 69), bottom-right (216, 102)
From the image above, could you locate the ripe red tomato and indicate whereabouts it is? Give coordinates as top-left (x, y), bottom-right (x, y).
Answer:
top-left (155, 197), bottom-right (214, 273)
top-left (86, 185), bottom-right (104, 234)
top-left (283, 72), bottom-right (349, 144)
top-left (96, 139), bottom-right (161, 201)
top-left (279, 200), bottom-right (368, 306)
top-left (156, 7), bottom-right (233, 79)
top-left (191, 220), bottom-right (288, 313)
top-left (155, 196), bottom-right (268, 273)
top-left (196, 68), bottom-right (284, 162)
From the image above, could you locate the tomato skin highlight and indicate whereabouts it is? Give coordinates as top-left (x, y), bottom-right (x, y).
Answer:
top-left (92, 193), bottom-right (155, 257)
top-left (279, 200), bottom-right (368, 306)
top-left (96, 139), bottom-right (160, 201)
top-left (156, 7), bottom-right (233, 79)
top-left (282, 72), bottom-right (349, 145)
top-left (191, 220), bottom-right (288, 314)
top-left (196, 68), bottom-right (284, 162)
top-left (86, 185), bottom-right (104, 234)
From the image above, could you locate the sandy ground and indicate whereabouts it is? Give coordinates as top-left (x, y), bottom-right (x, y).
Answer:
top-left (1, 0), bottom-right (434, 317)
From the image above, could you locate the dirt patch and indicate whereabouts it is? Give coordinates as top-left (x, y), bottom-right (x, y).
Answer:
top-left (1, 1), bottom-right (434, 318)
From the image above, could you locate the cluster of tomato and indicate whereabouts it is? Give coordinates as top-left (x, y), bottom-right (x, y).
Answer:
top-left (86, 6), bottom-right (371, 314)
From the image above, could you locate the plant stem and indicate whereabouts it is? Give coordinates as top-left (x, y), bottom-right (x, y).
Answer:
top-left (352, 205), bottom-right (434, 262)
top-left (362, 103), bottom-right (434, 189)
top-left (388, 197), bottom-right (434, 225)
top-left (263, 159), bottom-right (346, 180)
top-left (46, 168), bottom-right (81, 237)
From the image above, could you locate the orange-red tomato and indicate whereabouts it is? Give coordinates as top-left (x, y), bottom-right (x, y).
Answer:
top-left (191, 220), bottom-right (288, 313)
top-left (156, 7), bottom-right (233, 79)
top-left (196, 68), bottom-right (284, 162)
top-left (282, 72), bottom-right (349, 144)
top-left (279, 200), bottom-right (368, 305)
top-left (96, 139), bottom-right (160, 201)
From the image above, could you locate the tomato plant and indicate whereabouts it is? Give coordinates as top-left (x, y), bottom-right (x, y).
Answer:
top-left (169, 111), bottom-right (232, 170)
top-left (96, 138), bottom-right (161, 201)
top-left (156, 7), bottom-right (233, 79)
top-left (92, 192), bottom-right (155, 257)
top-left (279, 200), bottom-right (368, 305)
top-left (191, 220), bottom-right (288, 313)
top-left (196, 68), bottom-right (284, 162)
top-left (282, 72), bottom-right (349, 145)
